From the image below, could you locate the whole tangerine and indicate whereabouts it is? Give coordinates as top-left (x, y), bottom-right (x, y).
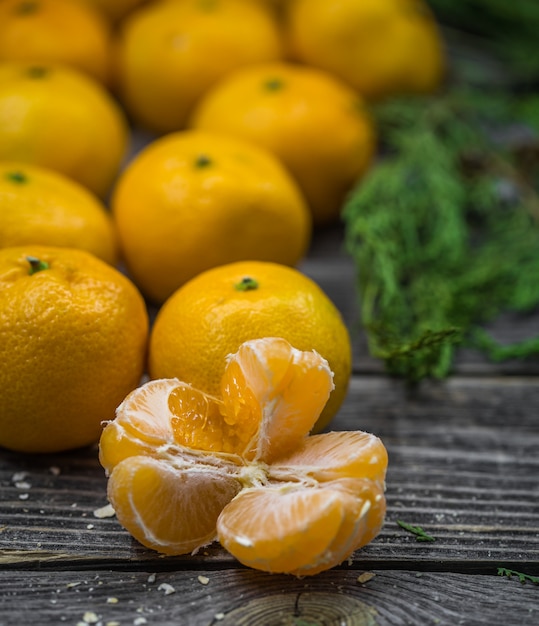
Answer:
top-left (284, 0), bottom-right (446, 101)
top-left (0, 245), bottom-right (149, 453)
top-left (0, 0), bottom-right (113, 85)
top-left (112, 130), bottom-right (312, 304)
top-left (0, 162), bottom-right (118, 266)
top-left (148, 260), bottom-right (352, 432)
top-left (0, 62), bottom-right (129, 198)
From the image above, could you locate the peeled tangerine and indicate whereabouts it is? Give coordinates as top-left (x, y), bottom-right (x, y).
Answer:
top-left (99, 337), bottom-right (387, 575)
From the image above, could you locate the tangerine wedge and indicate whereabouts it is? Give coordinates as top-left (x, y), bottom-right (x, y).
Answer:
top-left (99, 336), bottom-right (387, 575)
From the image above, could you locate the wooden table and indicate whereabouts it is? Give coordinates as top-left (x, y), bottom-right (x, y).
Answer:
top-left (1, 225), bottom-right (538, 625)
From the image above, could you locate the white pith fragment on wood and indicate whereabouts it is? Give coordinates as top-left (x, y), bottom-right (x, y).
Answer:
top-left (14, 481), bottom-right (31, 489)
top-left (158, 582), bottom-right (176, 595)
top-left (93, 503), bottom-right (116, 518)
top-left (357, 572), bottom-right (376, 584)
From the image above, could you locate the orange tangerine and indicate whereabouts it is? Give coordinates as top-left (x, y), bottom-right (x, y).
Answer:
top-left (0, 162), bottom-right (118, 265)
top-left (0, 62), bottom-right (129, 198)
top-left (111, 130), bottom-right (311, 304)
top-left (148, 260), bottom-right (352, 432)
top-left (99, 337), bottom-right (388, 574)
top-left (0, 0), bottom-right (113, 85)
top-left (284, 0), bottom-right (446, 101)
top-left (0, 245), bottom-right (149, 453)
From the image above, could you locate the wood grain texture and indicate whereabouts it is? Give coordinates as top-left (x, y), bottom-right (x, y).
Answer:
top-left (1, 569), bottom-right (538, 626)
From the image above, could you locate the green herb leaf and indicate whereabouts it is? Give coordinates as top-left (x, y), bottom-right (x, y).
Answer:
top-left (343, 89), bottom-right (539, 382)
top-left (497, 568), bottom-right (539, 585)
top-left (397, 520), bottom-right (436, 542)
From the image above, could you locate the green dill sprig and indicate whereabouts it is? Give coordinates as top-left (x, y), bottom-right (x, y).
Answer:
top-left (343, 89), bottom-right (539, 381)
top-left (497, 568), bottom-right (539, 585)
top-left (397, 520), bottom-right (436, 542)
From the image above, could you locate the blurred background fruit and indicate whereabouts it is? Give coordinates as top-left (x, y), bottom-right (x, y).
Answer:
top-left (190, 61), bottom-right (376, 226)
top-left (255, 0), bottom-right (286, 18)
top-left (0, 162), bottom-right (118, 265)
top-left (112, 130), bottom-right (312, 304)
top-left (0, 62), bottom-right (129, 198)
top-left (83, 0), bottom-right (153, 25)
top-left (114, 0), bottom-right (284, 133)
top-left (0, 245), bottom-right (149, 453)
top-left (0, 0), bottom-right (113, 86)
top-left (284, 0), bottom-right (446, 101)
top-left (148, 260), bottom-right (352, 432)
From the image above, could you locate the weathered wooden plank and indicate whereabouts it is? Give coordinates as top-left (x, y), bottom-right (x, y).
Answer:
top-left (1, 568), bottom-right (537, 626)
top-left (339, 376), bottom-right (539, 569)
top-left (1, 376), bottom-right (537, 570)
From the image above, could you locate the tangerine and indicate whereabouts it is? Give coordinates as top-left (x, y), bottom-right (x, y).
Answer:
top-left (0, 245), bottom-right (148, 453)
top-left (100, 337), bottom-right (387, 574)
top-left (0, 162), bottom-right (118, 265)
top-left (112, 130), bottom-right (311, 304)
top-left (0, 62), bottom-right (129, 198)
top-left (284, 0), bottom-right (446, 101)
top-left (0, 0), bottom-right (113, 85)
top-left (148, 260), bottom-right (351, 431)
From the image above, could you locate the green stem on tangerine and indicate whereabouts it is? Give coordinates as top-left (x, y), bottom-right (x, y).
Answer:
top-left (26, 256), bottom-right (49, 275)
top-left (195, 154), bottom-right (212, 168)
top-left (15, 1), bottom-right (39, 15)
top-left (235, 277), bottom-right (259, 291)
top-left (264, 78), bottom-right (284, 92)
top-left (27, 66), bottom-right (48, 79)
top-left (6, 171), bottom-right (28, 184)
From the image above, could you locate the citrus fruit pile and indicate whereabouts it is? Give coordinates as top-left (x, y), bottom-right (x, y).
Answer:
top-left (0, 0), bottom-right (446, 574)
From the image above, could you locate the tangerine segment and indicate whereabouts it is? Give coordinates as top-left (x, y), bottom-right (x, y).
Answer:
top-left (217, 477), bottom-right (385, 575)
top-left (99, 379), bottom-right (182, 473)
top-left (107, 456), bottom-right (241, 556)
top-left (270, 431), bottom-right (388, 483)
top-left (169, 383), bottom-right (243, 455)
top-left (221, 337), bottom-right (334, 463)
top-left (99, 378), bottom-right (246, 473)
top-left (217, 484), bottom-right (347, 573)
top-left (288, 478), bottom-right (387, 576)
